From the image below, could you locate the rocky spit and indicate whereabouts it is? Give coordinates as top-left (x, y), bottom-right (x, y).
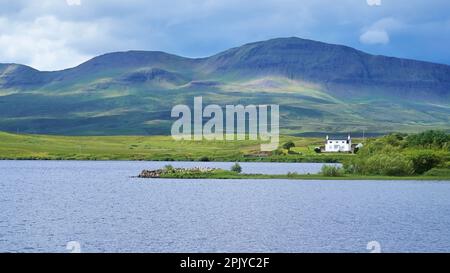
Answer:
top-left (138, 167), bottom-right (219, 178)
top-left (138, 169), bottom-right (165, 178)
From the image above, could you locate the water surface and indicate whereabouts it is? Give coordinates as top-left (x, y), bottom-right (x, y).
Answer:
top-left (0, 160), bottom-right (449, 253)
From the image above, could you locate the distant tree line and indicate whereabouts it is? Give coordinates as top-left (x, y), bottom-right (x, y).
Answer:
top-left (405, 130), bottom-right (449, 149)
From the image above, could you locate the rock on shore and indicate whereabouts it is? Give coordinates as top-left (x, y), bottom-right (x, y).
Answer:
top-left (138, 169), bottom-right (164, 178)
top-left (138, 167), bottom-right (219, 178)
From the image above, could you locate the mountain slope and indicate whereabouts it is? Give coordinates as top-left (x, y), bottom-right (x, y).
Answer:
top-left (202, 37), bottom-right (450, 100)
top-left (0, 64), bottom-right (52, 89)
top-left (0, 37), bottom-right (449, 135)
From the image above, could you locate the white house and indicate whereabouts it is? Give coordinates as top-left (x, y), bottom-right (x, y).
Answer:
top-left (325, 135), bottom-right (352, 152)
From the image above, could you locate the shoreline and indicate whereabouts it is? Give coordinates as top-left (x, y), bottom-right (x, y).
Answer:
top-left (135, 175), bottom-right (450, 181)
top-left (136, 168), bottom-right (450, 181)
top-left (0, 156), bottom-right (343, 164)
top-left (0, 158), bottom-right (341, 163)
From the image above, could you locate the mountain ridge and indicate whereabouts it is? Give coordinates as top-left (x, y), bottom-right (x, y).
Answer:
top-left (4, 37), bottom-right (450, 72)
top-left (2, 37), bottom-right (449, 100)
top-left (0, 37), bottom-right (449, 135)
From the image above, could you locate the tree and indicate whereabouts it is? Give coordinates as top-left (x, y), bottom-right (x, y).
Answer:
top-left (409, 152), bottom-right (443, 174)
top-left (407, 130), bottom-right (449, 149)
top-left (282, 141), bottom-right (295, 151)
top-left (231, 163), bottom-right (242, 173)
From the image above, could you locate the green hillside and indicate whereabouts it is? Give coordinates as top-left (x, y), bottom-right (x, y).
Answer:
top-left (0, 37), bottom-right (449, 136)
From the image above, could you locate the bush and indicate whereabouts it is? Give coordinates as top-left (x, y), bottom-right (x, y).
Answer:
top-left (320, 165), bottom-right (344, 177)
top-left (424, 168), bottom-right (450, 177)
top-left (344, 153), bottom-right (414, 176)
top-left (231, 162), bottom-right (242, 173)
top-left (384, 133), bottom-right (406, 147)
top-left (282, 141), bottom-right (295, 151)
top-left (406, 130), bottom-right (449, 149)
top-left (314, 147), bottom-right (321, 153)
top-left (408, 152), bottom-right (443, 174)
top-left (164, 164), bottom-right (175, 173)
top-left (368, 154), bottom-right (414, 176)
top-left (199, 156), bottom-right (210, 162)
top-left (272, 149), bottom-right (284, 155)
top-left (341, 131), bottom-right (449, 177)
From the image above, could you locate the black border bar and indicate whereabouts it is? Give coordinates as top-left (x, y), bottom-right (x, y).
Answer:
top-left (1, 253), bottom-right (449, 272)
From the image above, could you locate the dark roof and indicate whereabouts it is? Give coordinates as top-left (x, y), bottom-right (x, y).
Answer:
top-left (327, 135), bottom-right (350, 140)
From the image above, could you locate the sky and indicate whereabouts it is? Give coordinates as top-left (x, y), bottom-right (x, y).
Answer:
top-left (0, 0), bottom-right (449, 71)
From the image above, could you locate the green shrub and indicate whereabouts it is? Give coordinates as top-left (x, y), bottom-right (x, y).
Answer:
top-left (282, 141), bottom-right (295, 151)
top-left (320, 165), bottom-right (344, 177)
top-left (272, 149), bottom-right (284, 155)
top-left (199, 156), bottom-right (210, 162)
top-left (344, 153), bottom-right (414, 176)
top-left (164, 164), bottom-right (175, 173)
top-left (424, 168), bottom-right (450, 177)
top-left (368, 154), bottom-right (414, 176)
top-left (384, 133), bottom-right (406, 147)
top-left (406, 130), bottom-right (449, 149)
top-left (231, 162), bottom-right (242, 173)
top-left (408, 152), bottom-right (443, 174)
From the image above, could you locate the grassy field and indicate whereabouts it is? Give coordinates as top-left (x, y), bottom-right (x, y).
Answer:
top-left (0, 131), bottom-right (356, 162)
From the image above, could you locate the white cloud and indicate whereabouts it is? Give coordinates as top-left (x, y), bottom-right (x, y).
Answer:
top-left (66, 0), bottom-right (81, 6)
top-left (359, 18), bottom-right (403, 45)
top-left (359, 29), bottom-right (389, 44)
top-left (366, 0), bottom-right (381, 6)
top-left (0, 16), bottom-right (99, 70)
top-left (0, 14), bottom-right (142, 71)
